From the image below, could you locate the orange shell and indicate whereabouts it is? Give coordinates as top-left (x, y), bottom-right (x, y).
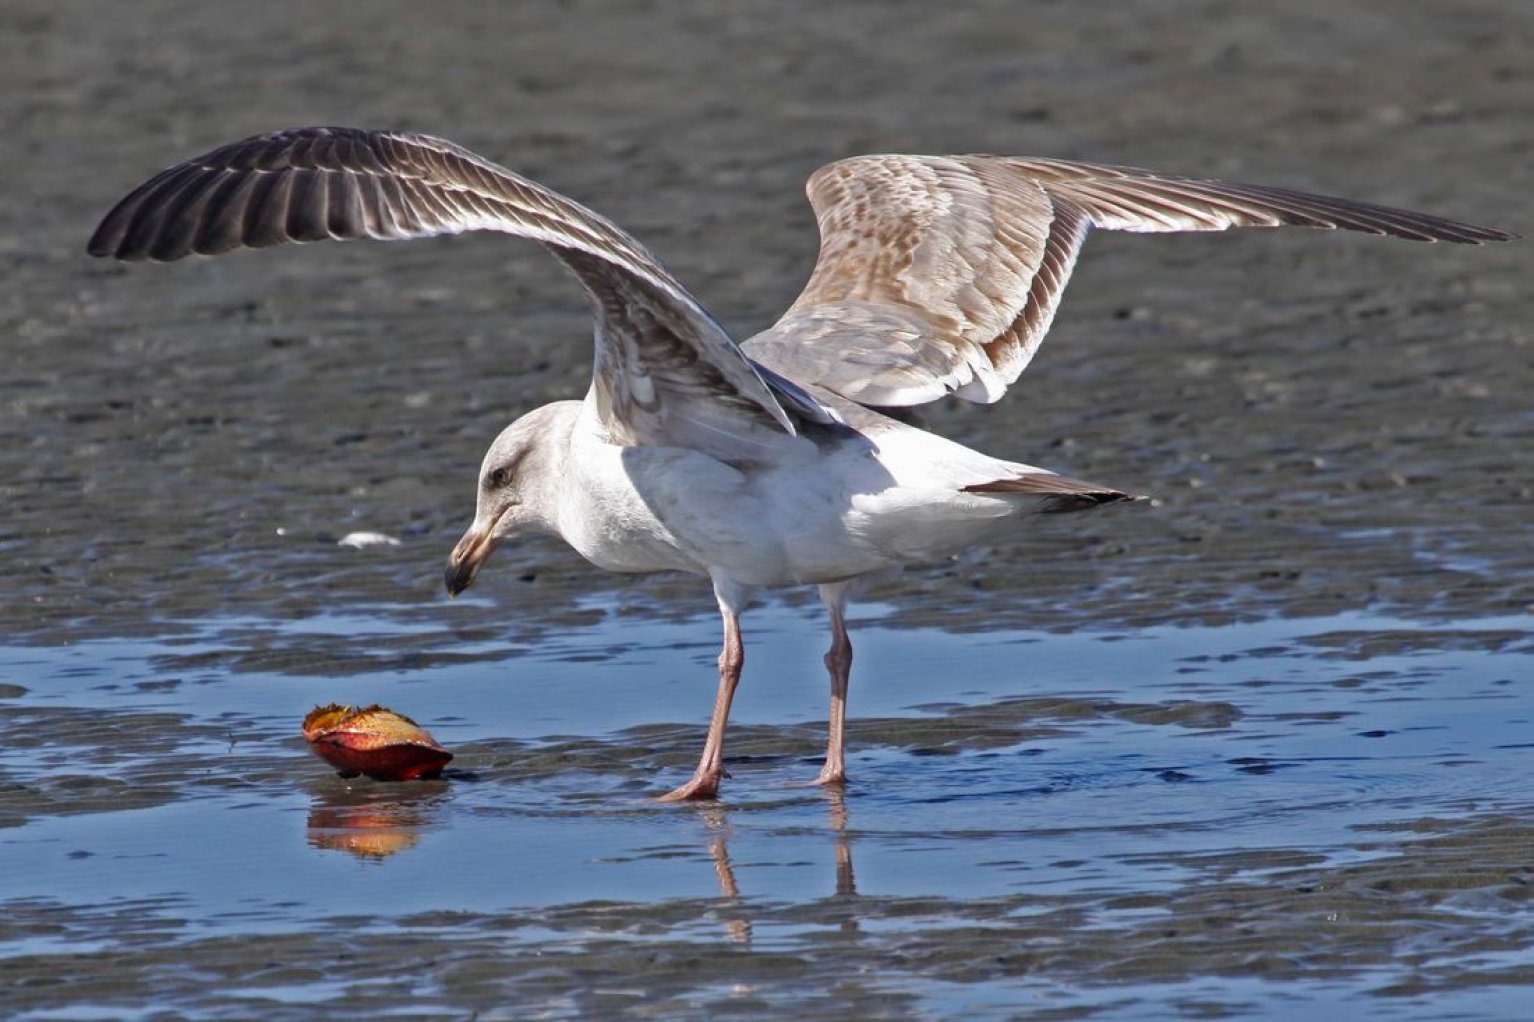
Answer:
top-left (302, 703), bottom-right (453, 781)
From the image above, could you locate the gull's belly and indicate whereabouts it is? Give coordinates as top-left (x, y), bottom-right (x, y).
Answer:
top-left (559, 444), bottom-right (875, 583)
top-left (702, 475), bottom-right (1018, 586)
top-left (557, 431), bottom-right (1020, 587)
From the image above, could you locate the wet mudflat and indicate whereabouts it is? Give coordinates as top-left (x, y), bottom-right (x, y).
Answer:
top-left (2, 602), bottom-right (1532, 1019)
top-left (2, 0), bottom-right (1531, 1018)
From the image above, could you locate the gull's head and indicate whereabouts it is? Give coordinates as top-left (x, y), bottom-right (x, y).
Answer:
top-left (443, 403), bottom-right (573, 597)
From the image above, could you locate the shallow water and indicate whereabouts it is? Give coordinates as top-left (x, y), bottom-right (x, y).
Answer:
top-left (3, 600), bottom-right (1532, 1018)
top-left (4, 0), bottom-right (1532, 1017)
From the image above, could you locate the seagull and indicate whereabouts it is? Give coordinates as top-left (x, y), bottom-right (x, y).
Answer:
top-left (88, 127), bottom-right (1513, 800)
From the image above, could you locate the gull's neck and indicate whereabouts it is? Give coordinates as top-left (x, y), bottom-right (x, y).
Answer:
top-left (511, 399), bottom-right (584, 537)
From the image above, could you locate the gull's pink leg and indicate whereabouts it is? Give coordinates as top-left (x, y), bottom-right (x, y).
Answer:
top-left (661, 583), bottom-right (748, 801)
top-left (816, 582), bottom-right (853, 787)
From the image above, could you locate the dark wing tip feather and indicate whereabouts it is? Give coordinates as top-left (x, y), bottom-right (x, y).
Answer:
top-left (1216, 181), bottom-right (1516, 244)
top-left (283, 168), bottom-right (333, 243)
top-left (1033, 490), bottom-right (1147, 514)
top-left (1105, 171), bottom-right (1514, 245)
top-left (86, 127), bottom-right (416, 261)
top-left (191, 171), bottom-right (260, 255)
top-left (85, 209), bottom-right (126, 258)
top-left (241, 169), bottom-right (297, 249)
top-left (963, 472), bottom-right (1144, 513)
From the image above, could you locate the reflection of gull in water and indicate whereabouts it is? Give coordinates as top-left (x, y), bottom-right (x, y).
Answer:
top-left (90, 127), bottom-right (1512, 800)
top-left (702, 790), bottom-right (858, 944)
top-left (826, 789), bottom-right (857, 910)
top-left (701, 808), bottom-right (752, 944)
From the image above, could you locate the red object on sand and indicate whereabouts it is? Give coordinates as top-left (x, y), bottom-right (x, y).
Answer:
top-left (302, 704), bottom-right (453, 781)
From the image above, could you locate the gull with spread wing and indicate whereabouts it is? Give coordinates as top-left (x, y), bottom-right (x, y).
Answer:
top-left (89, 128), bottom-right (1512, 800)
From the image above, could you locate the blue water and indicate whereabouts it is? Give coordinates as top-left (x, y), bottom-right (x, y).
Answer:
top-left (1, 599), bottom-right (1531, 1019)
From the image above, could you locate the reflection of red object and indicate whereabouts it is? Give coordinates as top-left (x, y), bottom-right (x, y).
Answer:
top-left (302, 704), bottom-right (453, 781)
top-left (307, 806), bottom-right (425, 859)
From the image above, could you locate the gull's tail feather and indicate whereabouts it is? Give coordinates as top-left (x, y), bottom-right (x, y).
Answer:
top-left (963, 472), bottom-right (1144, 514)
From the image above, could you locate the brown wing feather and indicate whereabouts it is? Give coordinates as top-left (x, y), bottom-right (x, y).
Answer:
top-left (89, 126), bottom-right (811, 447)
top-left (744, 154), bottom-right (1514, 408)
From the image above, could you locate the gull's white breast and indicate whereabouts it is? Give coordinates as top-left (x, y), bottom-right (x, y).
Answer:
top-left (555, 403), bottom-right (1032, 587)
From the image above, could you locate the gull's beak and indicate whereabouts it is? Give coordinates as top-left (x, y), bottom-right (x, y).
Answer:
top-left (444, 524), bottom-right (498, 597)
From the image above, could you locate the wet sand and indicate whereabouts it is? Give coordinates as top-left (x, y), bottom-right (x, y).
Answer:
top-left (2, 0), bottom-right (1531, 1018)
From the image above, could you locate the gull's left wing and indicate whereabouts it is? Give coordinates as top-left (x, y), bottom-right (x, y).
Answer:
top-left (89, 126), bottom-right (829, 450)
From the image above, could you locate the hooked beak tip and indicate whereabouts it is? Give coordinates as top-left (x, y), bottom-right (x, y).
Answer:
top-left (445, 528), bottom-right (495, 598)
top-left (443, 557), bottom-right (476, 598)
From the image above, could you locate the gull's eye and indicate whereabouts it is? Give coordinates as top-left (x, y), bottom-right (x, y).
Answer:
top-left (486, 467), bottom-right (510, 490)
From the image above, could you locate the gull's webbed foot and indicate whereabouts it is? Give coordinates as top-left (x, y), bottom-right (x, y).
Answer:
top-left (814, 763), bottom-right (847, 788)
top-left (659, 769), bottom-right (726, 802)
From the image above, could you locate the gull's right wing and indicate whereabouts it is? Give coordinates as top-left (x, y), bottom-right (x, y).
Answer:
top-left (745, 154), bottom-right (1513, 407)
